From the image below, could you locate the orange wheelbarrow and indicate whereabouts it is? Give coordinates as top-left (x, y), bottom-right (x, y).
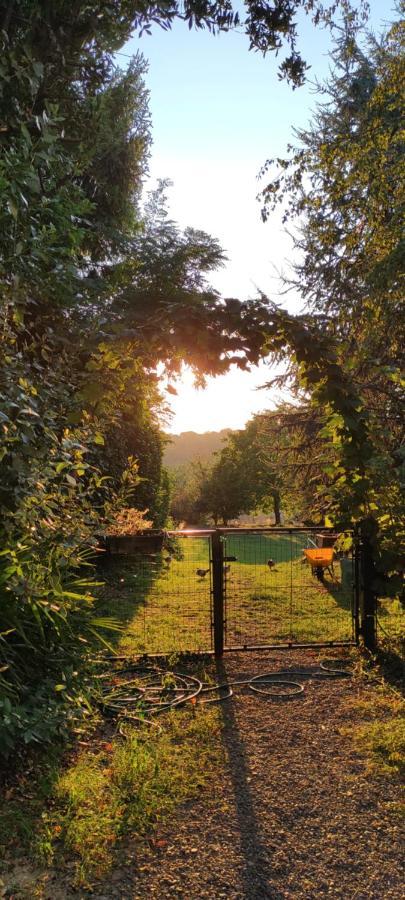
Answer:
top-left (304, 548), bottom-right (336, 582)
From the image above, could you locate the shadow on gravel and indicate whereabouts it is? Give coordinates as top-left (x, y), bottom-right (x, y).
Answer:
top-left (215, 658), bottom-right (283, 900)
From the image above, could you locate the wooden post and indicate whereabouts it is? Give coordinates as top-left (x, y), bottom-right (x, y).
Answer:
top-left (353, 531), bottom-right (361, 644)
top-left (212, 530), bottom-right (224, 657)
top-left (359, 521), bottom-right (377, 651)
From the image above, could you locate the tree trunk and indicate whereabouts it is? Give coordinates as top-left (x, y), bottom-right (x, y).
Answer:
top-left (273, 491), bottom-right (281, 525)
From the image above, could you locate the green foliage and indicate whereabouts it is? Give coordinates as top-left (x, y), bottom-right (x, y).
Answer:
top-left (0, 0), bottom-right (243, 757)
top-left (257, 18), bottom-right (405, 577)
top-left (0, 1), bottom-right (367, 94)
top-left (197, 452), bottom-right (249, 525)
top-left (192, 418), bottom-right (282, 525)
top-left (0, 9), bottom-right (158, 755)
top-left (169, 461), bottom-right (207, 525)
top-left (0, 671), bottom-right (93, 758)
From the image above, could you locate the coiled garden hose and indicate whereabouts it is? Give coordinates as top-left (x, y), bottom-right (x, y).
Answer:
top-left (99, 659), bottom-right (351, 726)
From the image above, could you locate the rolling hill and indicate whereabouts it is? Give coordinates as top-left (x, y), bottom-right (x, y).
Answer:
top-left (163, 429), bottom-right (232, 468)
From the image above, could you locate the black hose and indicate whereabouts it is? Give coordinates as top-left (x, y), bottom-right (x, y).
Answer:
top-left (99, 660), bottom-right (352, 723)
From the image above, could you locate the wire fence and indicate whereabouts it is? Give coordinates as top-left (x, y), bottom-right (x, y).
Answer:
top-left (99, 527), bottom-right (360, 655)
top-left (222, 529), bottom-right (355, 648)
top-left (99, 533), bottom-right (213, 655)
top-left (376, 598), bottom-right (404, 655)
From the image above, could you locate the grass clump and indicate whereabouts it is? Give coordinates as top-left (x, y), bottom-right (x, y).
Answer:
top-left (351, 717), bottom-right (405, 777)
top-left (343, 666), bottom-right (404, 779)
top-left (55, 705), bottom-right (220, 885)
top-left (57, 754), bottom-right (122, 883)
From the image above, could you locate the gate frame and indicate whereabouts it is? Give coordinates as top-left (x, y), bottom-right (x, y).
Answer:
top-left (206, 526), bottom-right (360, 656)
top-left (354, 521), bottom-right (377, 651)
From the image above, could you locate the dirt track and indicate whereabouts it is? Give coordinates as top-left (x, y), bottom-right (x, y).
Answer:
top-left (80, 648), bottom-right (403, 900)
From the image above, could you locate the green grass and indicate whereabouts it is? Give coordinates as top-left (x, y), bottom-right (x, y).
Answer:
top-left (57, 706), bottom-right (220, 885)
top-left (97, 537), bottom-right (213, 655)
top-left (351, 718), bottom-right (405, 776)
top-left (223, 532), bottom-right (353, 645)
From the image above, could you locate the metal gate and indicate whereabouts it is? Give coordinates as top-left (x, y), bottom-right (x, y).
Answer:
top-left (217, 528), bottom-right (357, 652)
top-left (104, 527), bottom-right (358, 656)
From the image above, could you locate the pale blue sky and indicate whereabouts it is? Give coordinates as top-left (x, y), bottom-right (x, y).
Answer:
top-left (121, 1), bottom-right (395, 432)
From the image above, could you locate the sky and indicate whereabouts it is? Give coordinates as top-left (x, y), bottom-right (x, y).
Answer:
top-left (121, 1), bottom-right (395, 434)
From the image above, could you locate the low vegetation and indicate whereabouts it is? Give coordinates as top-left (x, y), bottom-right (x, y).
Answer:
top-left (342, 662), bottom-right (405, 788)
top-left (0, 704), bottom-right (220, 891)
top-left (351, 718), bottom-right (405, 778)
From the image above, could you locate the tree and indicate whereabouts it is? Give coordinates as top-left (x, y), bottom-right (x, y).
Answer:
top-left (194, 418), bottom-right (283, 525)
top-left (196, 451), bottom-right (250, 525)
top-left (0, 1), bottom-right (368, 90)
top-left (227, 417), bottom-right (282, 522)
top-left (254, 403), bottom-right (341, 523)
top-left (259, 16), bottom-right (405, 584)
top-left (0, 2), bottom-right (236, 751)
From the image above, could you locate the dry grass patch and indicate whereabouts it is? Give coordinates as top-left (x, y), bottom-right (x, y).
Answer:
top-left (350, 717), bottom-right (405, 777)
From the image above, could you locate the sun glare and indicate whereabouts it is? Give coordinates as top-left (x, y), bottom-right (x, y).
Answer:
top-left (164, 363), bottom-right (283, 434)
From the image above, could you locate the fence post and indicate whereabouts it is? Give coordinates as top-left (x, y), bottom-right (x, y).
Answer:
top-left (353, 529), bottom-right (361, 644)
top-left (212, 530), bottom-right (224, 657)
top-left (359, 521), bottom-right (377, 651)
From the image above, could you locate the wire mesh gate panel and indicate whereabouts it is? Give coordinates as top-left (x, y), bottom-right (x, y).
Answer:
top-left (104, 533), bottom-right (213, 655)
top-left (103, 528), bottom-right (357, 655)
top-left (222, 528), bottom-right (356, 648)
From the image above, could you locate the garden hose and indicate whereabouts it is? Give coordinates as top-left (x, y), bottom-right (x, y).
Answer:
top-left (99, 659), bottom-right (351, 724)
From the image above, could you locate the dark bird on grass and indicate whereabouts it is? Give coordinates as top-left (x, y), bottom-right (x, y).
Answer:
top-left (196, 568), bottom-right (210, 578)
top-left (267, 559), bottom-right (279, 572)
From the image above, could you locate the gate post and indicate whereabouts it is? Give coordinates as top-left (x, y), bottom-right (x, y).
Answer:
top-left (353, 530), bottom-right (361, 644)
top-left (358, 520), bottom-right (377, 651)
top-left (212, 530), bottom-right (224, 657)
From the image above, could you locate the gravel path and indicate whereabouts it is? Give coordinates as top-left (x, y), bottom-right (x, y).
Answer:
top-left (84, 648), bottom-right (404, 900)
